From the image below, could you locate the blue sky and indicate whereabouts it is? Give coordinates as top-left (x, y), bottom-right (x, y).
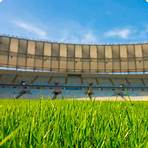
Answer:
top-left (0, 0), bottom-right (148, 44)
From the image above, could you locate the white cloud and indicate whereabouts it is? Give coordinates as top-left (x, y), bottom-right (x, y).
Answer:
top-left (59, 30), bottom-right (98, 44)
top-left (12, 19), bottom-right (100, 43)
top-left (13, 20), bottom-right (48, 38)
top-left (52, 21), bottom-right (99, 43)
top-left (104, 28), bottom-right (131, 39)
top-left (0, 0), bottom-right (3, 3)
top-left (81, 31), bottom-right (97, 43)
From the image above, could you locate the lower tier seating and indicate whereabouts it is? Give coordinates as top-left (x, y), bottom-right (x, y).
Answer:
top-left (0, 72), bottom-right (148, 100)
top-left (0, 86), bottom-right (147, 100)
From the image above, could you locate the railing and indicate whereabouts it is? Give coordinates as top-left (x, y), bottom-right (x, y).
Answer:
top-left (0, 83), bottom-right (148, 89)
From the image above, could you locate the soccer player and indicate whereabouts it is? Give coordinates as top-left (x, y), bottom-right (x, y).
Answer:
top-left (52, 82), bottom-right (62, 100)
top-left (115, 84), bottom-right (126, 101)
top-left (86, 82), bottom-right (94, 100)
top-left (16, 81), bottom-right (30, 99)
top-left (16, 90), bottom-right (28, 99)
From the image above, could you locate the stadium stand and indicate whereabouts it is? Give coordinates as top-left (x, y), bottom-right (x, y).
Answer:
top-left (0, 35), bottom-right (148, 100)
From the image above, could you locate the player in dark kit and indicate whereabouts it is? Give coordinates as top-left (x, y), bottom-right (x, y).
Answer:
top-left (86, 82), bottom-right (94, 100)
top-left (16, 81), bottom-right (30, 99)
top-left (52, 82), bottom-right (62, 100)
top-left (115, 84), bottom-right (126, 101)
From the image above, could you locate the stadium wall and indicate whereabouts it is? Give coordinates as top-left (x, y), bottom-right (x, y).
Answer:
top-left (0, 35), bottom-right (148, 99)
top-left (0, 35), bottom-right (148, 74)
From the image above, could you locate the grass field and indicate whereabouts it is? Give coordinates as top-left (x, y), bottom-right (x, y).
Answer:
top-left (0, 99), bottom-right (148, 148)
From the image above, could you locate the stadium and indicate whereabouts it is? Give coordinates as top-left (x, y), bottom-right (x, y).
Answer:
top-left (1, 0), bottom-right (148, 147)
top-left (1, 1), bottom-right (148, 147)
top-left (0, 35), bottom-right (148, 100)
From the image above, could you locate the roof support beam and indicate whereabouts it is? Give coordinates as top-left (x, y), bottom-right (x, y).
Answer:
top-left (109, 78), bottom-right (114, 86)
top-left (96, 78), bottom-right (99, 85)
top-left (125, 78), bottom-right (131, 86)
top-left (12, 74), bottom-right (18, 83)
top-left (80, 76), bottom-right (83, 84)
top-left (140, 78), bottom-right (146, 86)
top-left (31, 76), bottom-right (38, 84)
top-left (65, 76), bottom-right (68, 84)
top-left (48, 76), bottom-right (53, 84)
top-left (0, 75), bottom-right (2, 80)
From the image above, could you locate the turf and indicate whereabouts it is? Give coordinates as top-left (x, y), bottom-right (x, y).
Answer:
top-left (0, 99), bottom-right (148, 148)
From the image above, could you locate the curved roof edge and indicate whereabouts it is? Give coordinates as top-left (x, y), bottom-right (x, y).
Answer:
top-left (1, 33), bottom-right (148, 46)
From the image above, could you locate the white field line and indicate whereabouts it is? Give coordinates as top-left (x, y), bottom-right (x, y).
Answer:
top-left (69, 97), bottom-right (148, 101)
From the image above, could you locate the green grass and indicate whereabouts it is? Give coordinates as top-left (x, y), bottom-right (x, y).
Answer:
top-left (0, 99), bottom-right (148, 148)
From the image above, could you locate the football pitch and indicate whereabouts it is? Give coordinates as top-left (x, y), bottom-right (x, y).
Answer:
top-left (0, 99), bottom-right (148, 147)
